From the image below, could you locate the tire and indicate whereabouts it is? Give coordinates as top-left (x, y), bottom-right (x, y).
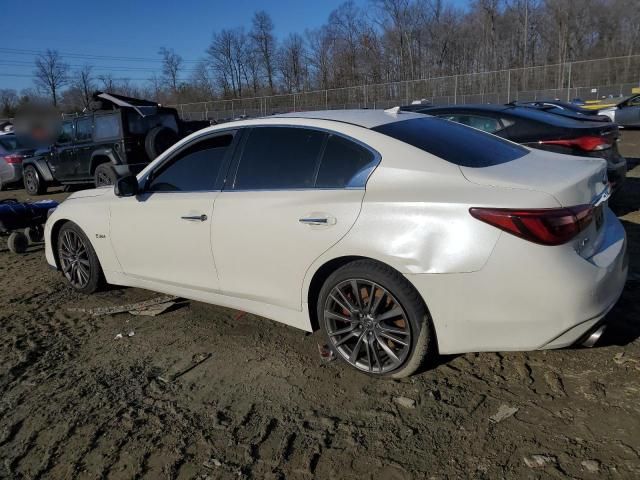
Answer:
top-left (0, 177), bottom-right (4, 191)
top-left (7, 232), bottom-right (28, 254)
top-left (317, 259), bottom-right (433, 378)
top-left (25, 226), bottom-right (44, 243)
top-left (144, 126), bottom-right (179, 160)
top-left (57, 222), bottom-right (104, 294)
top-left (94, 163), bottom-right (117, 188)
top-left (23, 165), bottom-right (47, 195)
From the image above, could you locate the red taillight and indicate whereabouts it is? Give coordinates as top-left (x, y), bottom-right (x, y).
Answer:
top-left (469, 205), bottom-right (594, 246)
top-left (4, 154), bottom-right (24, 164)
top-left (539, 136), bottom-right (611, 151)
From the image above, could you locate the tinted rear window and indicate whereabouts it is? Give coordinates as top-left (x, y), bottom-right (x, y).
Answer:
top-left (373, 117), bottom-right (528, 168)
top-left (316, 135), bottom-right (375, 188)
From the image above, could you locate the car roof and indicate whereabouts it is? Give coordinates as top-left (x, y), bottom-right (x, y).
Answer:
top-left (272, 109), bottom-right (426, 128)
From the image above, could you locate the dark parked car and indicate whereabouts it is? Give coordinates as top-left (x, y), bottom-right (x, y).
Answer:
top-left (516, 100), bottom-right (612, 122)
top-left (0, 134), bottom-right (35, 190)
top-left (401, 104), bottom-right (627, 193)
top-left (22, 92), bottom-right (210, 195)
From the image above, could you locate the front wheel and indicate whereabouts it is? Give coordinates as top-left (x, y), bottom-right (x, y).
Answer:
top-left (318, 260), bottom-right (433, 378)
top-left (57, 222), bottom-right (104, 294)
top-left (23, 165), bottom-right (47, 195)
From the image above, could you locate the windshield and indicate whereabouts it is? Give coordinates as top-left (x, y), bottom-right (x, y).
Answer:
top-left (372, 117), bottom-right (528, 168)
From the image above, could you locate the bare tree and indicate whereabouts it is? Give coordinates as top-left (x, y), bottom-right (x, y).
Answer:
top-left (190, 61), bottom-right (216, 98)
top-left (0, 89), bottom-right (18, 117)
top-left (250, 11), bottom-right (277, 93)
top-left (73, 65), bottom-right (95, 109)
top-left (278, 33), bottom-right (308, 93)
top-left (207, 28), bottom-right (249, 97)
top-left (97, 73), bottom-right (116, 92)
top-left (159, 47), bottom-right (183, 92)
top-left (33, 49), bottom-right (69, 107)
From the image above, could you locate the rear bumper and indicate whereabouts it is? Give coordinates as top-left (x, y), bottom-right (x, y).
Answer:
top-left (406, 208), bottom-right (628, 354)
top-left (1, 164), bottom-right (23, 184)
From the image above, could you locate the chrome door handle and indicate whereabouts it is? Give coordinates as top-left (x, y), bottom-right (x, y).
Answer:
top-left (181, 214), bottom-right (208, 222)
top-left (299, 218), bottom-right (327, 225)
top-left (299, 216), bottom-right (336, 226)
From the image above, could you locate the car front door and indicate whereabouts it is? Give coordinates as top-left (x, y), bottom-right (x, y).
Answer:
top-left (109, 131), bottom-right (237, 292)
top-left (211, 126), bottom-right (378, 316)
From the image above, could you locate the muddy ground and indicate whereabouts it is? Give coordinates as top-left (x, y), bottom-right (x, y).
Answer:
top-left (0, 132), bottom-right (639, 480)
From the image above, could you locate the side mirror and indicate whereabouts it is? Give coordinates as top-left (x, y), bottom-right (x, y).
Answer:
top-left (114, 175), bottom-right (139, 197)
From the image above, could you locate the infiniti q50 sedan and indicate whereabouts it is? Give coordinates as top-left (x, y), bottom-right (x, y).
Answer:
top-left (44, 110), bottom-right (628, 378)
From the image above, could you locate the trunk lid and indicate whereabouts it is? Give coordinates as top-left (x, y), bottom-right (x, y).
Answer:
top-left (459, 148), bottom-right (608, 207)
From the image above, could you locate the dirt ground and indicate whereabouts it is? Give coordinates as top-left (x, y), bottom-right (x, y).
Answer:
top-left (0, 132), bottom-right (639, 480)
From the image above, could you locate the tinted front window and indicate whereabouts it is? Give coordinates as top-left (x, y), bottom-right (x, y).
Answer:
top-left (234, 127), bottom-right (326, 189)
top-left (148, 134), bottom-right (232, 192)
top-left (75, 118), bottom-right (93, 141)
top-left (316, 135), bottom-right (375, 188)
top-left (373, 117), bottom-right (528, 168)
top-left (94, 115), bottom-right (121, 140)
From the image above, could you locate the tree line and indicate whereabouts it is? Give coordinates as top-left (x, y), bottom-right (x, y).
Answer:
top-left (1, 0), bottom-right (639, 116)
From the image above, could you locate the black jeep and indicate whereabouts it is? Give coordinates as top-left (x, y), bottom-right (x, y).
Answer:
top-left (22, 92), bottom-right (210, 195)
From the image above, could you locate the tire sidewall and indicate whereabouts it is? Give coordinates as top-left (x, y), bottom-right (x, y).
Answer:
top-left (7, 232), bottom-right (28, 254)
top-left (94, 163), bottom-right (116, 187)
top-left (317, 260), bottom-right (431, 378)
top-left (24, 166), bottom-right (39, 195)
top-left (57, 222), bottom-right (103, 294)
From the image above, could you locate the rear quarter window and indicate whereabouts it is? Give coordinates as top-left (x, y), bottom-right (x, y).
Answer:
top-left (373, 117), bottom-right (528, 168)
top-left (94, 115), bottom-right (121, 140)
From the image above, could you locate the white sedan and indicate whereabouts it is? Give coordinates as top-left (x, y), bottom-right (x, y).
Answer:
top-left (44, 110), bottom-right (628, 378)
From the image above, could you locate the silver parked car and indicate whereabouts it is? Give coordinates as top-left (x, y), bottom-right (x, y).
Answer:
top-left (0, 135), bottom-right (34, 190)
top-left (598, 94), bottom-right (640, 127)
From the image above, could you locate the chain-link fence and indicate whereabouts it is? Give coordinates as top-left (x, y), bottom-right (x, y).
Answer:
top-left (172, 55), bottom-right (640, 121)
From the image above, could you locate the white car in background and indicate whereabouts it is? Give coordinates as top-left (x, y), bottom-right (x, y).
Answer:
top-left (44, 110), bottom-right (628, 378)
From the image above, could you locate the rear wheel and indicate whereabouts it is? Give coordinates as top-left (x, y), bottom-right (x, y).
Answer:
top-left (24, 165), bottom-right (47, 195)
top-left (57, 222), bottom-right (104, 294)
top-left (94, 163), bottom-right (117, 187)
top-left (318, 260), bottom-right (433, 378)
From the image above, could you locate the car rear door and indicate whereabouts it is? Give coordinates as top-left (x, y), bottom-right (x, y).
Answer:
top-left (73, 116), bottom-right (94, 180)
top-left (109, 130), bottom-right (237, 292)
top-left (211, 126), bottom-right (378, 315)
top-left (49, 121), bottom-right (75, 181)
